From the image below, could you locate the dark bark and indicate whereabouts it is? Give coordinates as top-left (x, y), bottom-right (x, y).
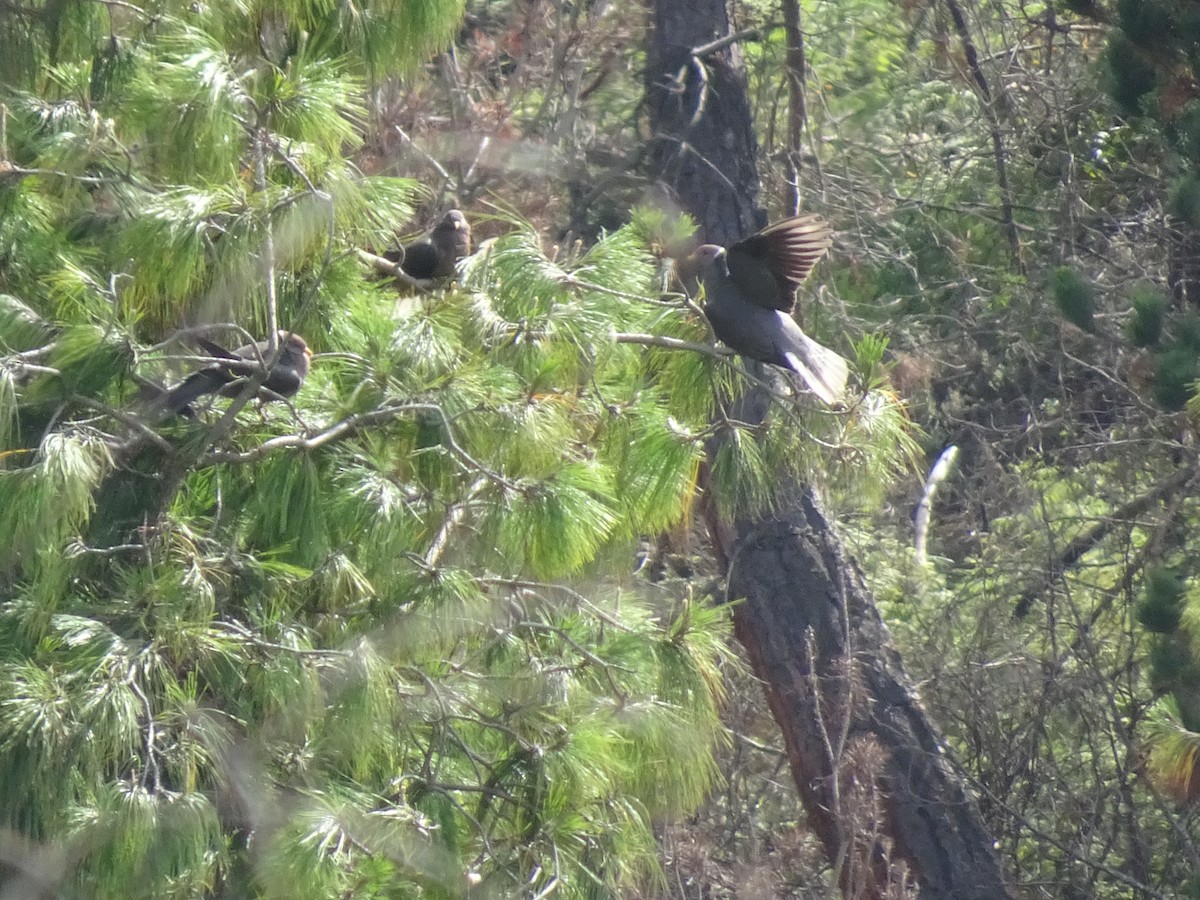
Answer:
top-left (718, 491), bottom-right (1013, 898)
top-left (646, 1), bottom-right (1016, 896)
top-left (643, 0), bottom-right (763, 245)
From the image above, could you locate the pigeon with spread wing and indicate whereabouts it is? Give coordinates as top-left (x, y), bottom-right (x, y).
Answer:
top-left (692, 213), bottom-right (848, 405)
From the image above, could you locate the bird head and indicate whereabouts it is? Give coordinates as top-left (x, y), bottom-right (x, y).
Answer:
top-left (433, 209), bottom-right (471, 266)
top-left (278, 331), bottom-right (313, 359)
top-left (437, 209), bottom-right (469, 236)
top-left (693, 244), bottom-right (727, 275)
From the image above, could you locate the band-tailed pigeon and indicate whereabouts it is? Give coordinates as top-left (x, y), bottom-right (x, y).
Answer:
top-left (693, 213), bottom-right (848, 405)
top-left (161, 331), bottom-right (312, 416)
top-left (386, 209), bottom-right (472, 281)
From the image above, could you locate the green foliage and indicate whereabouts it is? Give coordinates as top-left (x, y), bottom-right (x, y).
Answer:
top-left (0, 138), bottom-right (760, 900)
top-left (1145, 695), bottom-right (1200, 798)
top-left (853, 332), bottom-right (891, 389)
top-left (1154, 343), bottom-right (1198, 410)
top-left (1153, 307), bottom-right (1200, 412)
top-left (1104, 32), bottom-right (1157, 116)
top-left (1170, 173), bottom-right (1200, 228)
top-left (0, 294), bottom-right (53, 351)
top-left (1117, 0), bottom-right (1176, 49)
top-left (0, 0), bottom-right (925, 894)
top-left (1150, 636), bottom-right (1194, 691)
top-left (1127, 284), bottom-right (1168, 346)
top-left (731, 0), bottom-right (1200, 888)
top-left (1139, 566), bottom-right (1186, 633)
top-left (1049, 266), bottom-right (1096, 331)
top-left (0, 3), bottom-right (747, 897)
top-left (1173, 102), bottom-right (1200, 164)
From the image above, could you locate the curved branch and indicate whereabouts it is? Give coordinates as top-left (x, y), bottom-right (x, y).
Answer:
top-left (690, 28), bottom-right (761, 60)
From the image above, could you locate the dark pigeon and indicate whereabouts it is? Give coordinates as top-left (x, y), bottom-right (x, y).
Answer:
top-left (693, 213), bottom-right (848, 405)
top-left (161, 331), bottom-right (312, 416)
top-left (387, 209), bottom-right (472, 281)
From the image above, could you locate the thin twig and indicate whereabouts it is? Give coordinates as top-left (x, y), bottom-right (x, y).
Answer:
top-left (613, 330), bottom-right (730, 359)
top-left (127, 669), bottom-right (161, 793)
top-left (1, 165), bottom-right (134, 186)
top-left (476, 576), bottom-right (633, 632)
top-left (271, 140), bottom-right (336, 319)
top-left (392, 125), bottom-right (454, 186)
top-left (564, 276), bottom-right (681, 304)
top-left (1013, 464), bottom-right (1196, 617)
top-left (690, 28), bottom-right (761, 59)
top-left (943, 0), bottom-right (1022, 271)
top-left (75, 397), bottom-right (176, 455)
top-left (254, 130), bottom-right (280, 350)
top-left (147, 324), bottom-right (259, 355)
top-left (613, 330), bottom-right (845, 443)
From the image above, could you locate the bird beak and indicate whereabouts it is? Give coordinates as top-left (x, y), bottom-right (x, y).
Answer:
top-left (304, 346), bottom-right (314, 358)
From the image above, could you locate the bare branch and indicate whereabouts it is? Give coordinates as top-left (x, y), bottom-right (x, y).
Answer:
top-left (357, 248), bottom-right (435, 292)
top-left (202, 401), bottom-right (523, 492)
top-left (690, 28), bottom-right (761, 59)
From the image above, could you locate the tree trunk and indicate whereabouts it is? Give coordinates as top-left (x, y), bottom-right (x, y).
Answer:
top-left (643, 0), bottom-right (763, 245)
top-left (645, 2), bottom-right (1016, 897)
top-left (714, 490), bottom-right (1014, 898)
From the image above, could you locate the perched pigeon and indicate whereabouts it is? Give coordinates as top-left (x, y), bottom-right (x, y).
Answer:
top-left (161, 331), bottom-right (312, 416)
top-left (386, 209), bottom-right (472, 281)
top-left (693, 214), bottom-right (848, 405)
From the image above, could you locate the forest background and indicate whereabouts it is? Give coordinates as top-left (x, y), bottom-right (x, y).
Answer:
top-left (1, 0), bottom-right (1199, 897)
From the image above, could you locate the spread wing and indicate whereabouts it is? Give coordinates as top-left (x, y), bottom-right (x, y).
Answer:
top-left (725, 213), bottom-right (833, 312)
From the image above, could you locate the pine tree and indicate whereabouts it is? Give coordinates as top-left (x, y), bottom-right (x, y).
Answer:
top-left (0, 3), bottom-right (750, 896)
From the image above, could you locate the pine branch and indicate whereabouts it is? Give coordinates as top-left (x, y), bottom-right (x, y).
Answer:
top-left (203, 401), bottom-right (523, 491)
top-left (613, 330), bottom-right (729, 359)
top-left (253, 130), bottom-right (280, 349)
top-left (614, 330), bottom-right (844, 446)
top-left (690, 28), bottom-right (761, 59)
top-left (476, 576), bottom-right (633, 631)
top-left (147, 324), bottom-right (260, 354)
top-left (392, 124), bottom-right (453, 186)
top-left (425, 476), bottom-right (488, 568)
top-left (75, 397), bottom-right (176, 455)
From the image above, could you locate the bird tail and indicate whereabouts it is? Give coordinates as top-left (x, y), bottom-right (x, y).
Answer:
top-left (161, 370), bottom-right (228, 415)
top-left (195, 336), bottom-right (242, 361)
top-left (783, 333), bottom-right (850, 406)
